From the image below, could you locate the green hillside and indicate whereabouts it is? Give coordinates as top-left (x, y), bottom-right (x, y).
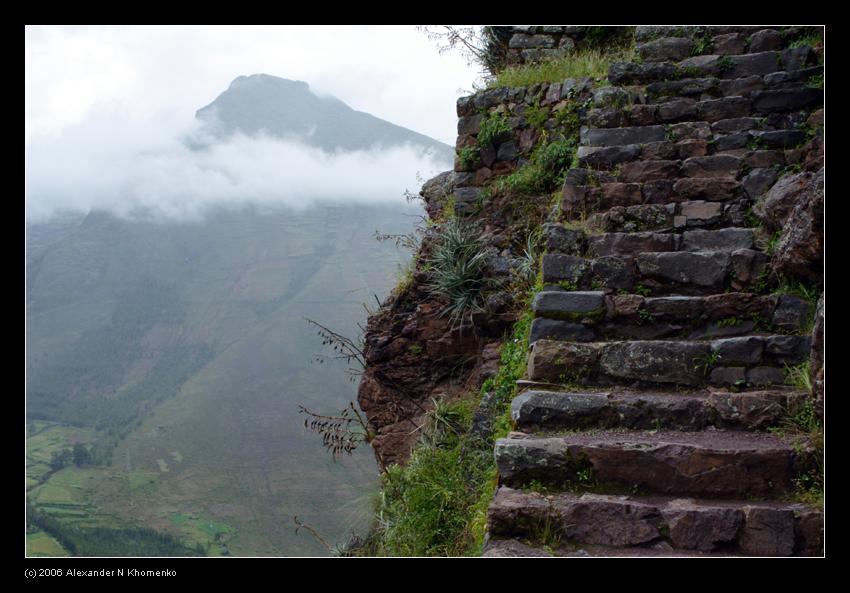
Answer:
top-left (26, 202), bottom-right (420, 555)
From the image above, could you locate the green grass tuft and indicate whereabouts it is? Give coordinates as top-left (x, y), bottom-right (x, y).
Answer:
top-left (487, 47), bottom-right (634, 89)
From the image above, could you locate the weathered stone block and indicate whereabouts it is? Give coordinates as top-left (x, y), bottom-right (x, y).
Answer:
top-left (601, 182), bottom-right (644, 207)
top-left (739, 507), bottom-right (795, 556)
top-left (680, 228), bottom-right (753, 252)
top-left (696, 97), bottom-right (752, 122)
top-left (725, 52), bottom-right (781, 78)
top-left (709, 366), bottom-right (747, 385)
top-left (644, 296), bottom-right (704, 318)
top-left (748, 29), bottom-right (783, 53)
top-left (682, 155), bottom-right (742, 179)
top-left (590, 256), bottom-right (637, 290)
top-left (643, 179), bottom-right (675, 203)
top-left (752, 129), bottom-right (807, 148)
top-left (581, 125), bottom-right (667, 147)
top-left (509, 34), bottom-right (556, 49)
top-left (742, 168), bottom-right (779, 199)
top-left (751, 88), bottom-right (822, 114)
top-left (543, 223), bottom-right (586, 255)
top-left (529, 318), bottom-right (596, 344)
top-left (577, 144), bottom-right (642, 167)
top-left (664, 502), bottom-right (744, 552)
top-left (608, 61), bottom-right (678, 85)
top-left (674, 177), bottom-right (741, 201)
top-left (746, 366), bottom-right (786, 386)
top-left (712, 117), bottom-right (761, 134)
top-left (527, 340), bottom-right (601, 381)
top-left (731, 248), bottom-right (768, 286)
top-left (599, 341), bottom-right (711, 384)
top-left (620, 160), bottom-right (681, 182)
top-left (678, 200), bottom-right (722, 225)
top-left (772, 295), bottom-right (810, 332)
top-left (638, 37), bottom-right (694, 62)
top-left (668, 121), bottom-right (712, 141)
top-left (588, 232), bottom-right (676, 257)
top-left (764, 335), bottom-right (811, 362)
top-left (657, 98), bottom-right (697, 122)
top-left (541, 254), bottom-right (589, 284)
top-left (511, 391), bottom-right (609, 427)
top-left (712, 33), bottom-right (748, 55)
top-left (712, 336), bottom-right (765, 366)
top-left (637, 251), bottom-right (731, 287)
top-left (533, 291), bottom-right (606, 318)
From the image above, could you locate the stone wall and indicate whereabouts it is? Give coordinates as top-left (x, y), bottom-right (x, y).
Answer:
top-left (488, 26), bottom-right (634, 70)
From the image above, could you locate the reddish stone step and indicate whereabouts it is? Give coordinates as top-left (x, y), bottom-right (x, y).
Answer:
top-left (527, 338), bottom-right (808, 386)
top-left (511, 388), bottom-right (806, 431)
top-left (495, 430), bottom-right (808, 498)
top-left (487, 488), bottom-right (823, 556)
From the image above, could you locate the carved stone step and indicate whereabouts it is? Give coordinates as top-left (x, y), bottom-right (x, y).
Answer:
top-left (487, 488), bottom-right (823, 556)
top-left (494, 430), bottom-right (808, 498)
top-left (579, 197), bottom-right (752, 233)
top-left (540, 250), bottom-right (768, 294)
top-left (530, 290), bottom-right (811, 342)
top-left (511, 388), bottom-right (806, 431)
top-left (526, 337), bottom-right (809, 386)
top-left (609, 47), bottom-right (818, 85)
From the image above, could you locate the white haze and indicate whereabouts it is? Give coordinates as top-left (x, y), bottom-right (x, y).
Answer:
top-left (25, 107), bottom-right (449, 222)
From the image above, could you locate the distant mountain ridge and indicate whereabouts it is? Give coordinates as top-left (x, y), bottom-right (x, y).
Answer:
top-left (195, 73), bottom-right (453, 160)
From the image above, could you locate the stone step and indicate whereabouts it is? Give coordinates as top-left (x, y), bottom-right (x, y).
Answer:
top-left (580, 122), bottom-right (809, 151)
top-left (587, 83), bottom-right (822, 128)
top-left (494, 429), bottom-right (809, 498)
top-left (530, 290), bottom-right (810, 342)
top-left (581, 197), bottom-right (752, 233)
top-left (487, 488), bottom-right (823, 556)
top-left (587, 228), bottom-right (755, 256)
top-left (636, 26), bottom-right (820, 60)
top-left (526, 337), bottom-right (809, 386)
top-left (576, 130), bottom-right (804, 169)
top-left (482, 537), bottom-right (727, 556)
top-left (608, 47), bottom-right (818, 85)
top-left (562, 176), bottom-right (785, 220)
top-left (583, 89), bottom-right (820, 135)
top-left (540, 250), bottom-right (768, 294)
top-left (511, 388), bottom-right (806, 432)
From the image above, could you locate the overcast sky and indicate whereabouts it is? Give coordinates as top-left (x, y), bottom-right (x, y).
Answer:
top-left (25, 25), bottom-right (480, 145)
top-left (25, 26), bottom-right (483, 221)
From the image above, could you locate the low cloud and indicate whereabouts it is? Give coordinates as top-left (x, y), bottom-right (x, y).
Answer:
top-left (25, 108), bottom-right (450, 222)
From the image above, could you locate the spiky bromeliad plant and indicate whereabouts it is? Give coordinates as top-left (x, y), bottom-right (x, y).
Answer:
top-left (424, 218), bottom-right (494, 329)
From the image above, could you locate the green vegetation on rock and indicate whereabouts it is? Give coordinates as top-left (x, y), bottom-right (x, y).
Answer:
top-left (487, 47), bottom-right (634, 89)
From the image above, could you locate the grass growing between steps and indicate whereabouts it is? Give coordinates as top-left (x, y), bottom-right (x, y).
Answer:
top-left (768, 390), bottom-right (824, 508)
top-left (487, 47), bottom-right (635, 88)
top-left (352, 306), bottom-right (533, 556)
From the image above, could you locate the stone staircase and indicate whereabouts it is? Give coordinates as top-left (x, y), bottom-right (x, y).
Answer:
top-left (483, 26), bottom-right (823, 557)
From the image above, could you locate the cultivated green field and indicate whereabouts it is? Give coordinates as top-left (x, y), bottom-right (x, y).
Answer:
top-left (27, 530), bottom-right (69, 557)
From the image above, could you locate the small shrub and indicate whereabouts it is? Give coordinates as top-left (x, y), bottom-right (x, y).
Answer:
top-left (457, 147), bottom-right (479, 170)
top-left (496, 136), bottom-right (576, 195)
top-left (477, 112), bottom-right (513, 148)
top-left (424, 219), bottom-right (493, 328)
top-left (523, 102), bottom-right (549, 130)
top-left (807, 74), bottom-right (824, 90)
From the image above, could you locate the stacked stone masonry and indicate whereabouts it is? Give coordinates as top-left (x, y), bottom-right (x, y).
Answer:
top-left (470, 25), bottom-right (824, 557)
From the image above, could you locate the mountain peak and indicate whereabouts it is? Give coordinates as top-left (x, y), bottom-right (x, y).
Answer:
top-left (228, 74), bottom-right (310, 91)
top-left (195, 74), bottom-right (452, 160)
